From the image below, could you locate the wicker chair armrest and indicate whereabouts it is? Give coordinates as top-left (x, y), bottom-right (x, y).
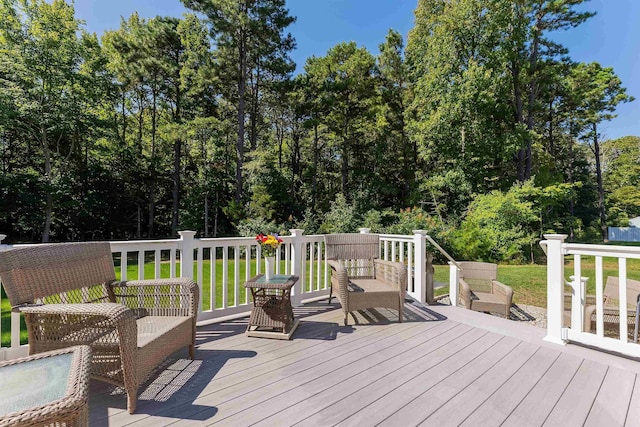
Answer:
top-left (109, 278), bottom-right (199, 317)
top-left (18, 303), bottom-right (137, 355)
top-left (492, 280), bottom-right (513, 305)
top-left (459, 278), bottom-right (471, 308)
top-left (19, 302), bottom-right (129, 319)
top-left (373, 259), bottom-right (407, 295)
top-left (327, 260), bottom-right (349, 301)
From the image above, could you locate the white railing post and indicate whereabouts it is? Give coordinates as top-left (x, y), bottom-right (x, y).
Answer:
top-left (289, 229), bottom-right (305, 306)
top-left (543, 234), bottom-right (568, 345)
top-left (0, 234), bottom-right (6, 244)
top-left (179, 230), bottom-right (198, 314)
top-left (178, 231), bottom-right (196, 280)
top-left (412, 230), bottom-right (427, 304)
top-left (449, 262), bottom-right (459, 307)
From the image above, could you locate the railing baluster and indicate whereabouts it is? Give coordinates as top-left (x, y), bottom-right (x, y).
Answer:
top-left (234, 245), bottom-right (240, 306)
top-left (571, 254), bottom-right (583, 332)
top-left (137, 251), bottom-right (144, 280)
top-left (245, 245), bottom-right (250, 304)
top-left (222, 246), bottom-right (228, 309)
top-left (595, 256), bottom-right (604, 337)
top-left (309, 241), bottom-right (315, 294)
top-left (211, 246), bottom-right (216, 310)
top-left (121, 251), bottom-right (128, 281)
top-left (154, 250), bottom-right (161, 279)
top-left (170, 249), bottom-right (176, 279)
top-left (619, 258), bottom-right (628, 343)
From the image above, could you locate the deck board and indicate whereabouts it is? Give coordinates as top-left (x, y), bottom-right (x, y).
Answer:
top-left (87, 300), bottom-right (640, 426)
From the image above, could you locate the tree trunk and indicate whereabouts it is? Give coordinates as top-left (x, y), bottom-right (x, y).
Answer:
top-left (311, 120), bottom-right (319, 214)
top-left (171, 137), bottom-right (181, 236)
top-left (592, 123), bottom-right (607, 241)
top-left (148, 87), bottom-right (158, 238)
top-left (511, 60), bottom-right (525, 182)
top-left (42, 125), bottom-right (52, 243)
top-left (236, 34), bottom-right (246, 203)
top-left (204, 193), bottom-right (209, 237)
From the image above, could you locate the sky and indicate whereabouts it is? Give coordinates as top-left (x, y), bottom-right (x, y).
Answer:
top-left (73, 0), bottom-right (639, 141)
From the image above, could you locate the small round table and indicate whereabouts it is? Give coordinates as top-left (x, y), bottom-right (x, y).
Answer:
top-left (244, 274), bottom-right (299, 340)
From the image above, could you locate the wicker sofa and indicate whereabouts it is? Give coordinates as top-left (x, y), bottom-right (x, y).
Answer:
top-left (0, 242), bottom-right (199, 414)
top-left (324, 233), bottom-right (407, 326)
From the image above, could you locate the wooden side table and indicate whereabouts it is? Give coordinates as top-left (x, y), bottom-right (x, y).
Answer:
top-left (0, 345), bottom-right (91, 427)
top-left (244, 274), bottom-right (299, 340)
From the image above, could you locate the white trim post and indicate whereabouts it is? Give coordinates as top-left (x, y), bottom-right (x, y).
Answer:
top-left (449, 262), bottom-right (459, 307)
top-left (412, 230), bottom-right (427, 304)
top-left (289, 229), bottom-right (305, 306)
top-left (543, 234), bottom-right (568, 345)
top-left (178, 230), bottom-right (196, 280)
top-left (359, 228), bottom-right (371, 234)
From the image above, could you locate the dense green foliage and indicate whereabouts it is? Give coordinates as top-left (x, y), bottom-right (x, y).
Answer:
top-left (0, 0), bottom-right (635, 263)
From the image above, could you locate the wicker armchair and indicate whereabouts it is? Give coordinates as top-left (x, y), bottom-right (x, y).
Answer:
top-left (324, 233), bottom-right (407, 326)
top-left (0, 242), bottom-right (199, 414)
top-left (458, 261), bottom-right (513, 318)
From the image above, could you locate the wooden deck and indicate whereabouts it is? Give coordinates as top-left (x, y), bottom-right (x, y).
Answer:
top-left (89, 300), bottom-right (640, 426)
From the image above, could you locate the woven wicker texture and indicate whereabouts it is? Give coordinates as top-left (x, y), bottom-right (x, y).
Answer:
top-left (458, 261), bottom-right (513, 318)
top-left (0, 345), bottom-right (91, 427)
top-left (245, 275), bottom-right (297, 332)
top-left (324, 234), bottom-right (406, 325)
top-left (0, 243), bottom-right (199, 414)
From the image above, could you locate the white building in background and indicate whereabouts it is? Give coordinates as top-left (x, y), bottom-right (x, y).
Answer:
top-left (629, 216), bottom-right (640, 228)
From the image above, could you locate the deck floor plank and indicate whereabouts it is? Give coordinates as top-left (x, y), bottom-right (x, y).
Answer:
top-left (253, 322), bottom-right (473, 427)
top-left (542, 359), bottom-right (608, 426)
top-left (376, 335), bottom-right (521, 426)
top-left (584, 366), bottom-right (636, 427)
top-left (624, 375), bottom-right (640, 427)
top-left (84, 301), bottom-right (640, 427)
top-left (459, 346), bottom-right (561, 427)
top-left (419, 341), bottom-right (540, 426)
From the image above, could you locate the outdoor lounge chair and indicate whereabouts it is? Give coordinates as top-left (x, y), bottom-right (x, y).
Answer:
top-left (459, 261), bottom-right (513, 318)
top-left (324, 233), bottom-right (407, 326)
top-left (582, 276), bottom-right (640, 340)
top-left (0, 242), bottom-right (199, 414)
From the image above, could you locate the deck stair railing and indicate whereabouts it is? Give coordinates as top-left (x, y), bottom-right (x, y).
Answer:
top-left (0, 229), bottom-right (457, 359)
top-left (542, 234), bottom-right (640, 358)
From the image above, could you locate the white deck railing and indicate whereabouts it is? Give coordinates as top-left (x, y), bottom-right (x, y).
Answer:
top-left (0, 229), bottom-right (443, 358)
top-left (543, 234), bottom-right (640, 358)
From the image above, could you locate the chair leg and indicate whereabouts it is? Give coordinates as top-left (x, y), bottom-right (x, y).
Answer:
top-left (189, 344), bottom-right (195, 360)
top-left (127, 390), bottom-right (137, 414)
top-left (328, 288), bottom-right (333, 305)
top-left (399, 301), bottom-right (403, 323)
top-left (344, 312), bottom-right (348, 326)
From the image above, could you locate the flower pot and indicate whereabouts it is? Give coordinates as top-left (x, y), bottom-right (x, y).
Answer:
top-left (265, 256), bottom-right (275, 280)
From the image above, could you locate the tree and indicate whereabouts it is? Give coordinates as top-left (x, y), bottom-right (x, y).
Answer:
top-left (181, 0), bottom-right (296, 205)
top-left (569, 62), bottom-right (633, 240)
top-left (0, 0), bottom-right (112, 242)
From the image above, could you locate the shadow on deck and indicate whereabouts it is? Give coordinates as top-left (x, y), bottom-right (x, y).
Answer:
top-left (89, 299), bottom-right (640, 426)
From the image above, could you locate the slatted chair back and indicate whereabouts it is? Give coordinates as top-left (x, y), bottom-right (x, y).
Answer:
top-left (0, 242), bottom-right (115, 307)
top-left (459, 261), bottom-right (497, 293)
top-left (325, 233), bottom-right (380, 279)
top-left (604, 276), bottom-right (640, 310)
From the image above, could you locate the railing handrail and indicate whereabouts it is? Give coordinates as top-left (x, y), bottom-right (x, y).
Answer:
top-left (564, 243), bottom-right (640, 259)
top-left (425, 235), bottom-right (460, 269)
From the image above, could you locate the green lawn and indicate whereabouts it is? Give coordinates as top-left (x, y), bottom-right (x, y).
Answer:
top-left (434, 257), bottom-right (640, 308)
top-left (4, 256), bottom-right (640, 347)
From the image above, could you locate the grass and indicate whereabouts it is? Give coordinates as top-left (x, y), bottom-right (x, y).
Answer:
top-left (4, 256), bottom-right (640, 346)
top-left (434, 257), bottom-right (640, 308)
